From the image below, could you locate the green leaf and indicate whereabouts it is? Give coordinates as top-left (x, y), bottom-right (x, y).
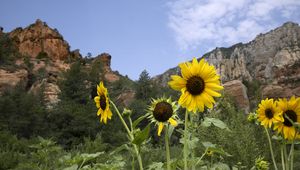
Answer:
top-left (81, 152), bottom-right (104, 161)
top-left (272, 135), bottom-right (283, 141)
top-left (167, 124), bottom-right (175, 139)
top-left (147, 162), bottom-right (164, 170)
top-left (132, 115), bottom-right (147, 129)
top-left (208, 147), bottom-right (232, 157)
top-left (63, 165), bottom-right (78, 170)
top-left (202, 141), bottom-right (216, 148)
top-left (201, 117), bottom-right (230, 131)
top-left (202, 141), bottom-right (231, 157)
top-left (211, 163), bottom-right (230, 170)
top-left (110, 144), bottom-right (130, 155)
top-left (132, 124), bottom-right (150, 146)
top-left (180, 133), bottom-right (199, 151)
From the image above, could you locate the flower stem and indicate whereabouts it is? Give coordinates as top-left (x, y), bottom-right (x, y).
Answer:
top-left (190, 113), bottom-right (195, 170)
top-left (264, 127), bottom-right (278, 170)
top-left (110, 100), bottom-right (131, 135)
top-left (196, 148), bottom-right (208, 165)
top-left (165, 125), bottom-right (171, 170)
top-left (289, 139), bottom-right (295, 170)
top-left (183, 109), bottom-right (189, 170)
top-left (284, 143), bottom-right (289, 170)
top-left (281, 145), bottom-right (286, 170)
top-left (110, 100), bottom-right (144, 170)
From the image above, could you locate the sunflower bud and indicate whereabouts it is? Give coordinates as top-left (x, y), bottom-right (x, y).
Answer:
top-left (247, 112), bottom-right (257, 123)
top-left (122, 108), bottom-right (132, 117)
top-left (254, 157), bottom-right (269, 170)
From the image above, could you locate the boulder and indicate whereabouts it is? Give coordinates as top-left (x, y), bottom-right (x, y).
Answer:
top-left (223, 80), bottom-right (250, 113)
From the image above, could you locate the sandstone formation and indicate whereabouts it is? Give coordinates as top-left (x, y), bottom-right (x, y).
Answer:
top-left (0, 69), bottom-right (28, 92)
top-left (93, 53), bottom-right (120, 82)
top-left (9, 19), bottom-right (70, 60)
top-left (116, 90), bottom-right (135, 106)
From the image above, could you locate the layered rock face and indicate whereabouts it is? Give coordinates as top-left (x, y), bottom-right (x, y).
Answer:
top-left (205, 22), bottom-right (300, 85)
top-left (9, 19), bottom-right (70, 60)
top-left (154, 22), bottom-right (300, 111)
top-left (0, 69), bottom-right (28, 92)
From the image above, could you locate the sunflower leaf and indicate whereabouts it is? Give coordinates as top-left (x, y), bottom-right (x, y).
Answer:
top-left (211, 163), bottom-right (231, 170)
top-left (147, 162), bottom-right (164, 170)
top-left (202, 141), bottom-right (216, 148)
top-left (202, 142), bottom-right (231, 157)
top-left (132, 124), bottom-right (150, 146)
top-left (110, 144), bottom-right (130, 155)
top-left (132, 115), bottom-right (147, 129)
top-left (201, 117), bottom-right (230, 131)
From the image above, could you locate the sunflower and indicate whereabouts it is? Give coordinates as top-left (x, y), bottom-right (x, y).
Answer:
top-left (147, 97), bottom-right (178, 136)
top-left (168, 57), bottom-right (223, 113)
top-left (94, 81), bottom-right (112, 124)
top-left (274, 96), bottom-right (300, 140)
top-left (256, 98), bottom-right (283, 128)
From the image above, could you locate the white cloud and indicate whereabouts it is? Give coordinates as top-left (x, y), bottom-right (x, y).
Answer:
top-left (168, 0), bottom-right (300, 51)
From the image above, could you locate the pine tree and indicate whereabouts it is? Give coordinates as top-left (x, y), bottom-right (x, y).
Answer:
top-left (135, 70), bottom-right (152, 100)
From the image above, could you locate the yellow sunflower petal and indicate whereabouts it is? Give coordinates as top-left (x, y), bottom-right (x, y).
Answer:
top-left (158, 122), bottom-right (164, 136)
top-left (179, 62), bottom-right (192, 79)
top-left (178, 92), bottom-right (190, 106)
top-left (196, 95), bottom-right (205, 112)
top-left (168, 118), bottom-right (178, 127)
top-left (204, 88), bottom-right (221, 97)
top-left (191, 58), bottom-right (200, 75)
top-left (189, 96), bottom-right (197, 113)
top-left (102, 111), bottom-right (108, 124)
top-left (205, 83), bottom-right (224, 91)
top-left (168, 75), bottom-right (187, 91)
top-left (108, 109), bottom-right (113, 118)
top-left (94, 96), bottom-right (100, 108)
top-left (97, 108), bottom-right (102, 116)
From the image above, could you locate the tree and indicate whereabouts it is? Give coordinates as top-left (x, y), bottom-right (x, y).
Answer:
top-left (135, 70), bottom-right (152, 100)
top-left (59, 61), bottom-right (89, 104)
top-left (0, 34), bottom-right (18, 66)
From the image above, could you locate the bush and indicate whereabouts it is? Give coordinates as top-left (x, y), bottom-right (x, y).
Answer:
top-left (196, 95), bottom-right (273, 168)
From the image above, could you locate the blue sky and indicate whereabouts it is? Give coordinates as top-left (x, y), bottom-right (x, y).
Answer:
top-left (1, 0), bottom-right (300, 80)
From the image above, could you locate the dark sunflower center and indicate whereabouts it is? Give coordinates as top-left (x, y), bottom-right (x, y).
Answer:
top-left (99, 95), bottom-right (107, 110)
top-left (153, 102), bottom-right (173, 122)
top-left (283, 110), bottom-right (297, 127)
top-left (186, 76), bottom-right (205, 95)
top-left (265, 109), bottom-right (274, 119)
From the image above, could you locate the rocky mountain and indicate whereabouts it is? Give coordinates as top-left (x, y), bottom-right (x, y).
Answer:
top-left (154, 22), bottom-right (300, 112)
top-left (9, 19), bottom-right (71, 60)
top-left (1, 20), bottom-right (300, 112)
top-left (0, 19), bottom-right (127, 108)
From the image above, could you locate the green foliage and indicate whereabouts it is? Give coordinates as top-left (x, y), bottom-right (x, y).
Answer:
top-left (0, 84), bottom-right (47, 138)
top-left (0, 33), bottom-right (19, 66)
top-left (26, 137), bottom-right (65, 169)
top-left (47, 100), bottom-right (99, 147)
top-left (197, 95), bottom-right (272, 168)
top-left (135, 70), bottom-right (152, 100)
top-left (59, 61), bottom-right (89, 104)
top-left (132, 124), bottom-right (151, 146)
top-left (243, 79), bottom-right (262, 110)
top-left (109, 76), bottom-right (134, 99)
top-left (88, 58), bottom-right (104, 85)
top-left (0, 131), bottom-right (29, 170)
top-left (36, 51), bottom-right (49, 59)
